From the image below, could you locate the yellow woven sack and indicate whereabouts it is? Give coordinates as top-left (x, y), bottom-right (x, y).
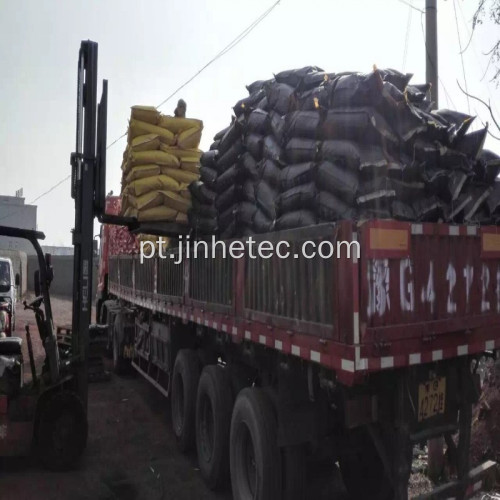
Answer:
top-left (177, 127), bottom-right (202, 149)
top-left (179, 186), bottom-right (191, 200)
top-left (138, 206), bottom-right (177, 222)
top-left (161, 167), bottom-right (198, 185)
top-left (123, 207), bottom-right (138, 218)
top-left (129, 150), bottom-right (180, 168)
top-left (159, 144), bottom-right (202, 160)
top-left (157, 115), bottom-right (203, 134)
top-left (129, 175), bottom-right (180, 197)
top-left (176, 212), bottom-right (188, 224)
top-left (129, 119), bottom-right (175, 145)
top-left (135, 191), bottom-right (164, 211)
top-left (161, 191), bottom-right (191, 213)
top-left (131, 105), bottom-right (159, 125)
top-left (125, 164), bottom-right (161, 183)
top-left (131, 134), bottom-right (160, 152)
top-left (181, 159), bottom-right (200, 174)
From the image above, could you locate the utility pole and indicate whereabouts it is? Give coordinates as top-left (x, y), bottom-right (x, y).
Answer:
top-left (426, 0), bottom-right (438, 109)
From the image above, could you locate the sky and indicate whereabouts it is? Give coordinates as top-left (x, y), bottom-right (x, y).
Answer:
top-left (0, 0), bottom-right (498, 246)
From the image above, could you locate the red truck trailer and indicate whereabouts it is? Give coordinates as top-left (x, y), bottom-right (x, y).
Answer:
top-left (97, 196), bottom-right (499, 499)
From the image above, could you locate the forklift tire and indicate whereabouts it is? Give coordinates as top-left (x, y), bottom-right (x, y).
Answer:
top-left (195, 365), bottom-right (233, 490)
top-left (36, 391), bottom-right (88, 471)
top-left (171, 349), bottom-right (200, 453)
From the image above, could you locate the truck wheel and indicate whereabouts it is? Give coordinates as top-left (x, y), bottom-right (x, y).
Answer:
top-left (171, 349), bottom-right (200, 453)
top-left (36, 391), bottom-right (88, 471)
top-left (282, 445), bottom-right (306, 500)
top-left (230, 388), bottom-right (281, 500)
top-left (339, 427), bottom-right (393, 500)
top-left (196, 365), bottom-right (233, 490)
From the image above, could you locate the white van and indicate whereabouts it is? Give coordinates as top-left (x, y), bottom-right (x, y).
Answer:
top-left (0, 257), bottom-right (19, 334)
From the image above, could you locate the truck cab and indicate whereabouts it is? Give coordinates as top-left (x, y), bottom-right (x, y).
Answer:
top-left (0, 257), bottom-right (19, 336)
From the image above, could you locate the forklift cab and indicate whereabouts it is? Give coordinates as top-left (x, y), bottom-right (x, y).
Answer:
top-left (0, 227), bottom-right (87, 468)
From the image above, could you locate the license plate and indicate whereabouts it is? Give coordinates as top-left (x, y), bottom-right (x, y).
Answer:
top-left (418, 377), bottom-right (446, 421)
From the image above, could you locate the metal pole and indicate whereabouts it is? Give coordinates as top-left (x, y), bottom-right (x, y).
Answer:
top-left (426, 0), bottom-right (438, 109)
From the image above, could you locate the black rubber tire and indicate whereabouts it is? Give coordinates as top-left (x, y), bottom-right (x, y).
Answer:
top-left (36, 391), bottom-right (88, 471)
top-left (282, 445), bottom-right (306, 500)
top-left (339, 427), bottom-right (393, 500)
top-left (230, 387), bottom-right (282, 500)
top-left (196, 365), bottom-right (233, 490)
top-left (171, 349), bottom-right (200, 453)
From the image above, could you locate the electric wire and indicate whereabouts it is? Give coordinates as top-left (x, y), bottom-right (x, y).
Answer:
top-left (453, 0), bottom-right (471, 113)
top-left (402, 0), bottom-right (413, 71)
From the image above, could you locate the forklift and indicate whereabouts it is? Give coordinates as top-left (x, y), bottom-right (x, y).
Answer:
top-left (0, 40), bottom-right (115, 469)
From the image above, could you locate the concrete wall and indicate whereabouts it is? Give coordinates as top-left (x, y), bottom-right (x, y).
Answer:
top-left (0, 195), bottom-right (37, 255)
top-left (27, 255), bottom-right (98, 298)
top-left (0, 249), bottom-right (27, 300)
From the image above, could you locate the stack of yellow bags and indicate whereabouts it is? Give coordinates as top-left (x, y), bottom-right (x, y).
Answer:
top-left (121, 105), bottom-right (203, 224)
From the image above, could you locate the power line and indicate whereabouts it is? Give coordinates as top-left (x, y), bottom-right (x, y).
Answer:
top-left (453, 0), bottom-right (471, 114)
top-left (106, 0), bottom-right (281, 151)
top-left (402, 0), bottom-right (413, 71)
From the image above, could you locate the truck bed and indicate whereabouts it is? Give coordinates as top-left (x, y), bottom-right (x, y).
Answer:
top-left (108, 219), bottom-right (500, 385)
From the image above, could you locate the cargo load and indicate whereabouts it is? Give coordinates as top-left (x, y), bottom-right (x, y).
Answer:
top-left (120, 105), bottom-right (203, 224)
top-left (188, 66), bottom-right (499, 237)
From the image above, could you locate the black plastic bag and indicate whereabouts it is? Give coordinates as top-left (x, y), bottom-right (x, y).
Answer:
top-left (463, 186), bottom-right (492, 221)
top-left (413, 196), bottom-right (443, 222)
top-left (210, 140), bottom-right (221, 151)
top-left (316, 191), bottom-right (354, 221)
top-left (275, 210), bottom-right (317, 230)
top-left (220, 221), bottom-right (236, 239)
top-left (266, 82), bottom-right (296, 115)
top-left (302, 71), bottom-right (330, 90)
top-left (246, 134), bottom-right (264, 160)
top-left (256, 96), bottom-right (269, 111)
top-left (456, 128), bottom-right (487, 160)
top-left (200, 166), bottom-right (218, 190)
top-left (188, 210), bottom-right (217, 234)
top-left (238, 152), bottom-right (259, 181)
top-left (487, 181), bottom-right (500, 214)
top-left (215, 164), bottom-right (239, 194)
top-left (253, 209), bottom-right (274, 233)
top-left (213, 125), bottom-right (230, 141)
top-left (358, 207), bottom-right (391, 219)
top-left (378, 68), bottom-right (413, 91)
top-left (357, 178), bottom-right (396, 207)
top-left (285, 110), bottom-right (321, 140)
top-left (218, 205), bottom-right (237, 233)
top-left (316, 160), bottom-right (359, 204)
top-left (391, 200), bottom-right (415, 221)
top-left (269, 111), bottom-right (286, 143)
top-left (259, 158), bottom-right (281, 188)
top-left (246, 109), bottom-right (270, 135)
top-left (240, 179), bottom-right (256, 203)
top-left (297, 85), bottom-right (330, 111)
top-left (321, 140), bottom-right (362, 171)
top-left (191, 199), bottom-right (217, 218)
top-left (277, 182), bottom-right (317, 216)
top-left (263, 135), bottom-right (284, 163)
top-left (236, 202), bottom-right (257, 226)
top-left (189, 181), bottom-right (216, 205)
top-left (285, 137), bottom-right (319, 163)
top-left (215, 185), bottom-right (237, 212)
top-left (405, 83), bottom-right (430, 104)
top-left (439, 147), bottom-right (470, 171)
top-left (391, 178), bottom-right (426, 202)
top-left (234, 89), bottom-right (266, 117)
top-left (200, 150), bottom-right (218, 168)
top-left (218, 119), bottom-right (243, 155)
top-left (246, 79), bottom-right (274, 95)
top-left (477, 149), bottom-right (500, 184)
top-left (432, 109), bottom-right (474, 144)
top-left (216, 139), bottom-right (244, 172)
top-left (447, 170), bottom-right (468, 202)
top-left (255, 180), bottom-right (278, 220)
top-left (445, 193), bottom-right (472, 222)
top-left (279, 162), bottom-right (316, 191)
top-left (422, 168), bottom-right (448, 196)
top-left (274, 66), bottom-right (323, 89)
top-left (331, 72), bottom-right (383, 108)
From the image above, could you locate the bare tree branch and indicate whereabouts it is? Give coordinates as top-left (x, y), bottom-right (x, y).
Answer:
top-left (457, 79), bottom-right (500, 133)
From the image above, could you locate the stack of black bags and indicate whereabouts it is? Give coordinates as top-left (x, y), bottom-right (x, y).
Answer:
top-left (188, 66), bottom-right (500, 238)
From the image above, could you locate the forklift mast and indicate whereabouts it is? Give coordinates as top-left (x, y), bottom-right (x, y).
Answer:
top-left (70, 40), bottom-right (107, 408)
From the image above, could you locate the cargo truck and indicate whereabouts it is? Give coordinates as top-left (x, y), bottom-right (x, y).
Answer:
top-left (96, 193), bottom-right (499, 500)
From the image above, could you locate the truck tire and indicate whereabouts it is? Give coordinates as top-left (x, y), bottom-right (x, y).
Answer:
top-left (171, 349), bottom-right (200, 453)
top-left (196, 365), bottom-right (233, 490)
top-left (230, 387), bottom-right (281, 500)
top-left (36, 391), bottom-right (88, 471)
top-left (339, 427), bottom-right (393, 500)
top-left (282, 445), bottom-right (306, 500)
